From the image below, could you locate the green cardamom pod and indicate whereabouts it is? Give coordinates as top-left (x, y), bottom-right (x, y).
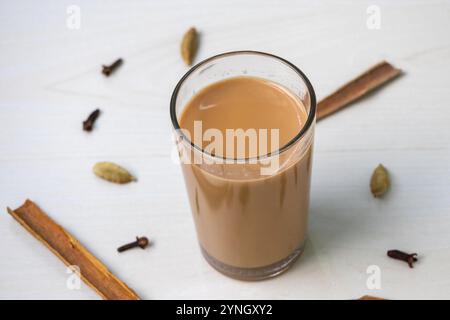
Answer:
top-left (181, 27), bottom-right (198, 66)
top-left (93, 162), bottom-right (136, 184)
top-left (370, 164), bottom-right (390, 197)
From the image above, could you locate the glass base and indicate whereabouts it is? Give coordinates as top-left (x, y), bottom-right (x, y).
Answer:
top-left (201, 242), bottom-right (305, 281)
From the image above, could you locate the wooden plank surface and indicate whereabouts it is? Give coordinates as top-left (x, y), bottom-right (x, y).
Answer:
top-left (1, 0), bottom-right (450, 299)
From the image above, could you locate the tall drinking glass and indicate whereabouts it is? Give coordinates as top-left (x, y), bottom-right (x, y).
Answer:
top-left (170, 51), bottom-right (316, 280)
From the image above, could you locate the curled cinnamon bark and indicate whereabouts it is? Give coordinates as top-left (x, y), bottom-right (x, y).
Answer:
top-left (317, 61), bottom-right (402, 121)
top-left (7, 200), bottom-right (140, 300)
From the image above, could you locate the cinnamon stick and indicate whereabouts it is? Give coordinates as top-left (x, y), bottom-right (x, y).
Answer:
top-left (359, 295), bottom-right (385, 300)
top-left (317, 61), bottom-right (402, 120)
top-left (6, 199), bottom-right (140, 300)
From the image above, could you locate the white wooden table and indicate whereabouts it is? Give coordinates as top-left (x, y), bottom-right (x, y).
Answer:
top-left (1, 0), bottom-right (450, 300)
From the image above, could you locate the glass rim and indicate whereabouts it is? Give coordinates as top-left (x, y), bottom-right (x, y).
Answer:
top-left (170, 50), bottom-right (317, 161)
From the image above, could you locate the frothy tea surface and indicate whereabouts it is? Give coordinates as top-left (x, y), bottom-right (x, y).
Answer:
top-left (180, 76), bottom-right (307, 158)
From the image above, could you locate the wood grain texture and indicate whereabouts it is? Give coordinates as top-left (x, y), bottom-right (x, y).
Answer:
top-left (7, 200), bottom-right (140, 300)
top-left (1, 0), bottom-right (450, 299)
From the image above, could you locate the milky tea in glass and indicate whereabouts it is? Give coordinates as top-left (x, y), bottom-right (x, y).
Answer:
top-left (170, 52), bottom-right (316, 280)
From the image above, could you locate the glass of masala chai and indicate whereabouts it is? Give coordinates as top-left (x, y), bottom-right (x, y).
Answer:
top-left (170, 51), bottom-right (316, 280)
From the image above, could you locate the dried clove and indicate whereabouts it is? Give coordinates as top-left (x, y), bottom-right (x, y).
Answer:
top-left (83, 109), bottom-right (101, 132)
top-left (117, 236), bottom-right (149, 253)
top-left (387, 250), bottom-right (418, 268)
top-left (102, 58), bottom-right (123, 76)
